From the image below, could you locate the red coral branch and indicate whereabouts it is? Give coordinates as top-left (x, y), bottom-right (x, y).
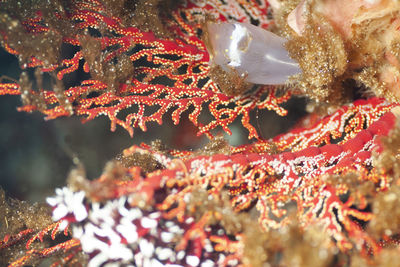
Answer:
top-left (1, 221), bottom-right (79, 267)
top-left (0, 0), bottom-right (282, 139)
top-left (44, 98), bottom-right (400, 265)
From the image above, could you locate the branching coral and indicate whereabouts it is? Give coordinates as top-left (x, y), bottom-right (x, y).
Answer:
top-left (0, 0), bottom-right (286, 139)
top-left (2, 0), bottom-right (400, 267)
top-left (0, 188), bottom-right (83, 266)
top-left (43, 98), bottom-right (400, 266)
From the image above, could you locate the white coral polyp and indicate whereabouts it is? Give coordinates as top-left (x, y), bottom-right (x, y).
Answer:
top-left (116, 217), bottom-right (138, 243)
top-left (46, 187), bottom-right (88, 222)
top-left (77, 196), bottom-right (139, 265)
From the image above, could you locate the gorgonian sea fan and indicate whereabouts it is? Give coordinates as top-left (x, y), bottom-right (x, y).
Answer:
top-left (4, 0), bottom-right (400, 267)
top-left (42, 98), bottom-right (400, 266)
top-left (3, 96), bottom-right (400, 266)
top-left (0, 0), bottom-right (288, 139)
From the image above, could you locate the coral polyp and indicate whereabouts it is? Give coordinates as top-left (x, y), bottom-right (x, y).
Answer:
top-left (2, 0), bottom-right (400, 267)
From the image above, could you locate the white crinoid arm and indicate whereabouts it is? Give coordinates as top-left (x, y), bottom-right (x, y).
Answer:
top-left (206, 22), bottom-right (300, 84)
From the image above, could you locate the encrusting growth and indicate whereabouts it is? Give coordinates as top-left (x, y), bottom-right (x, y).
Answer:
top-left (275, 0), bottom-right (400, 103)
top-left (2, 0), bottom-right (400, 266)
top-left (0, 188), bottom-right (84, 266)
